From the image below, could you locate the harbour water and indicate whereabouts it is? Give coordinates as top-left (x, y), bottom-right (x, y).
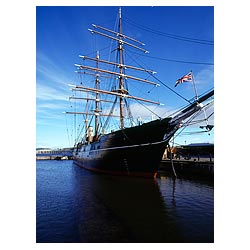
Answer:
top-left (36, 160), bottom-right (214, 243)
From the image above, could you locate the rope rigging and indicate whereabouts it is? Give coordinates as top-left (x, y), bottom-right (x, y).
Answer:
top-left (124, 16), bottom-right (214, 45)
top-left (125, 49), bottom-right (193, 105)
top-left (169, 100), bottom-right (214, 143)
top-left (66, 9), bottom-right (214, 144)
top-left (129, 50), bottom-right (214, 66)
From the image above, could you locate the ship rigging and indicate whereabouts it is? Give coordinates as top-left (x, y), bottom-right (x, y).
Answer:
top-left (67, 7), bottom-right (164, 143)
top-left (65, 7), bottom-right (214, 177)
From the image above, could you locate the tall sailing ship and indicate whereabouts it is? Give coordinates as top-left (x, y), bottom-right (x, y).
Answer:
top-left (66, 8), bottom-right (214, 178)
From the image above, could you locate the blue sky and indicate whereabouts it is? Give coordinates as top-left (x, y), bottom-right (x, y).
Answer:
top-left (36, 6), bottom-right (214, 148)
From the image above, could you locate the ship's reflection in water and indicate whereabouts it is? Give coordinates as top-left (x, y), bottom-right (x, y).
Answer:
top-left (36, 161), bottom-right (213, 243)
top-left (73, 169), bottom-right (182, 242)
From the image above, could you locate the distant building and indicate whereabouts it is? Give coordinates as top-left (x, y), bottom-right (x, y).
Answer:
top-left (36, 147), bottom-right (73, 157)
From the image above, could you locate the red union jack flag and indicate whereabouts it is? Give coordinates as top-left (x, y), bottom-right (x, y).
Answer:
top-left (175, 71), bottom-right (193, 87)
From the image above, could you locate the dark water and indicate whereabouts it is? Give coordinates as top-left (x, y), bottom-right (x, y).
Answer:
top-left (36, 160), bottom-right (213, 243)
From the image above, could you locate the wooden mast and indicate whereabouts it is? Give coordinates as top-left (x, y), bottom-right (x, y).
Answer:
top-left (67, 7), bottom-right (162, 134)
top-left (91, 24), bottom-right (145, 46)
top-left (74, 64), bottom-right (158, 85)
top-left (95, 51), bottom-right (100, 136)
top-left (118, 7), bottom-right (125, 129)
top-left (70, 85), bottom-right (161, 105)
top-left (78, 55), bottom-right (156, 74)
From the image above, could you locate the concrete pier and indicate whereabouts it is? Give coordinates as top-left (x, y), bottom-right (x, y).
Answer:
top-left (159, 158), bottom-right (214, 179)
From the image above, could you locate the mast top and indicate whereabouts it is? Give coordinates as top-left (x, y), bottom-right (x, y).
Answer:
top-left (119, 7), bottom-right (122, 19)
top-left (68, 7), bottom-right (161, 132)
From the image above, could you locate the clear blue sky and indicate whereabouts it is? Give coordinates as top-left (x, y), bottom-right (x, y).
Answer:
top-left (36, 6), bottom-right (214, 148)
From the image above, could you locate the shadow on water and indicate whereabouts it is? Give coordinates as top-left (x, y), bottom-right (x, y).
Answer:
top-left (157, 173), bottom-right (214, 243)
top-left (36, 161), bottom-right (213, 243)
top-left (72, 164), bottom-right (184, 243)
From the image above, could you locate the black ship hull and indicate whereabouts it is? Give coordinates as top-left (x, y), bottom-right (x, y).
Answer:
top-left (73, 117), bottom-right (174, 177)
top-left (73, 91), bottom-right (214, 178)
